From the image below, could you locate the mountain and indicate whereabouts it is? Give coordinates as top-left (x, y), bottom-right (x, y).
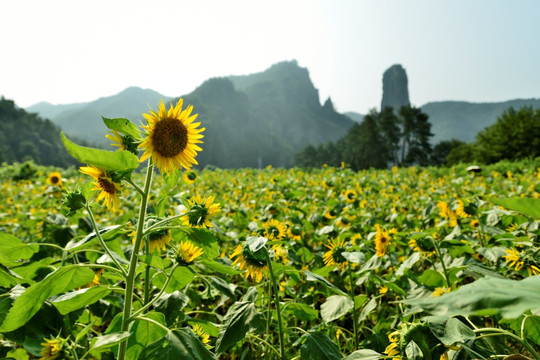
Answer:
top-left (181, 61), bottom-right (355, 167)
top-left (32, 87), bottom-right (171, 146)
top-left (344, 112), bottom-right (364, 123)
top-left (381, 64), bottom-right (410, 111)
top-left (0, 97), bottom-right (79, 167)
top-left (421, 98), bottom-right (540, 144)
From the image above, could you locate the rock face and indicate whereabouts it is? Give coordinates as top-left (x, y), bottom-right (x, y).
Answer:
top-left (381, 64), bottom-right (410, 111)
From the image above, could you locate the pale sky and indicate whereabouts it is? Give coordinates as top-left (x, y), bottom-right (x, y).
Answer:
top-left (1, 0), bottom-right (539, 114)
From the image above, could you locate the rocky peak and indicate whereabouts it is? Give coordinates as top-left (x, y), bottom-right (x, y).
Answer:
top-left (381, 64), bottom-right (410, 111)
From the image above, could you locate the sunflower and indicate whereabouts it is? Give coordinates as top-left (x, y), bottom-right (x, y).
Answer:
top-left (183, 170), bottom-right (198, 184)
top-left (374, 224), bottom-right (391, 257)
top-left (79, 166), bottom-right (122, 212)
top-left (177, 240), bottom-right (204, 265)
top-left (263, 219), bottom-right (287, 240)
top-left (192, 324), bottom-right (210, 345)
top-left (230, 244), bottom-right (268, 282)
top-left (181, 194), bottom-right (220, 228)
top-left (46, 172), bottom-right (63, 187)
top-left (139, 99), bottom-right (204, 173)
top-left (83, 269), bottom-right (105, 288)
top-left (432, 286), bottom-right (451, 297)
top-left (143, 229), bottom-right (172, 254)
top-left (470, 219), bottom-right (480, 228)
top-left (322, 238), bottom-right (348, 269)
top-left (343, 189), bottom-right (357, 203)
top-left (503, 248), bottom-right (524, 271)
top-left (106, 130), bottom-right (139, 154)
top-left (39, 338), bottom-right (62, 360)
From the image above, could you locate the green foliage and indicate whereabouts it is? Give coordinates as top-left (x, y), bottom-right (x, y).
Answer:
top-left (0, 97), bottom-right (79, 167)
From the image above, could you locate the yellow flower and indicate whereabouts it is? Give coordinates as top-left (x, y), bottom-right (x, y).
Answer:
top-left (79, 165), bottom-right (122, 212)
top-left (432, 286), bottom-right (451, 297)
top-left (106, 130), bottom-right (138, 154)
top-left (322, 238), bottom-right (348, 270)
top-left (181, 194), bottom-right (220, 228)
top-left (84, 269), bottom-right (104, 287)
top-left (39, 338), bottom-right (62, 360)
top-left (470, 219), bottom-right (480, 228)
top-left (343, 189), bottom-right (357, 203)
top-left (375, 224), bottom-right (391, 257)
top-left (230, 244), bottom-right (268, 282)
top-left (527, 265), bottom-right (540, 276)
top-left (139, 99), bottom-right (204, 173)
top-left (455, 199), bottom-right (470, 218)
top-left (503, 248), bottom-right (524, 271)
top-left (263, 219), bottom-right (287, 240)
top-left (177, 241), bottom-right (204, 264)
top-left (379, 286), bottom-right (389, 294)
top-left (46, 172), bottom-right (63, 187)
top-left (272, 244), bottom-right (289, 263)
top-left (183, 170), bottom-right (198, 184)
top-left (192, 324), bottom-right (210, 345)
top-left (351, 234), bottom-right (362, 246)
top-left (134, 229), bottom-right (172, 254)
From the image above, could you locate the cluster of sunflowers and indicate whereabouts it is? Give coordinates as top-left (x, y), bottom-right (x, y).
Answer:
top-left (0, 98), bottom-right (540, 359)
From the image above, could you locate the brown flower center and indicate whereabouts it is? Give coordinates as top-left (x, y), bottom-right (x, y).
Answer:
top-left (50, 176), bottom-right (60, 184)
top-left (153, 118), bottom-right (188, 158)
top-left (98, 177), bottom-right (117, 194)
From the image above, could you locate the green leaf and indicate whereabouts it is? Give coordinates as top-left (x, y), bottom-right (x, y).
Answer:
top-left (52, 286), bottom-right (111, 315)
top-left (140, 328), bottom-right (216, 360)
top-left (174, 228), bottom-right (219, 261)
top-left (358, 297), bottom-right (378, 322)
top-left (153, 291), bottom-right (189, 327)
top-left (395, 252), bottom-right (422, 277)
top-left (90, 332), bottom-right (130, 352)
top-left (61, 132), bottom-right (139, 171)
top-left (417, 269), bottom-right (446, 288)
top-left (209, 275), bottom-right (236, 300)
top-left (321, 295), bottom-right (354, 323)
top-left (163, 169), bottom-right (181, 188)
top-left (299, 332), bottom-right (342, 360)
top-left (405, 276), bottom-right (540, 319)
top-left (0, 265), bottom-right (94, 332)
top-left (440, 317), bottom-right (475, 345)
top-left (215, 301), bottom-right (265, 354)
top-left (405, 340), bottom-right (422, 360)
top-left (303, 270), bottom-right (347, 296)
top-left (65, 225), bottom-right (123, 251)
top-left (341, 251), bottom-right (365, 264)
top-left (491, 197), bottom-right (540, 219)
top-left (343, 349), bottom-right (382, 360)
top-left (284, 302), bottom-right (319, 322)
top-left (0, 267), bottom-right (22, 287)
top-left (0, 233), bottom-right (39, 267)
top-left (101, 116), bottom-right (141, 139)
top-left (153, 266), bottom-right (195, 293)
top-left (198, 260), bottom-right (242, 275)
top-left (126, 312), bottom-right (168, 360)
top-left (246, 236), bottom-right (268, 252)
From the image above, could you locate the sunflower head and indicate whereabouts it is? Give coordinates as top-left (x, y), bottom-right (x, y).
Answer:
top-left (62, 190), bottom-right (87, 216)
top-left (230, 244), bottom-right (268, 282)
top-left (177, 240), bottom-right (204, 265)
top-left (183, 170), bottom-right (198, 184)
top-left (192, 324), bottom-right (210, 345)
top-left (375, 224), bottom-right (391, 257)
top-left (139, 99), bottom-right (205, 173)
top-left (79, 165), bottom-right (123, 212)
top-left (343, 189), bottom-right (357, 203)
top-left (182, 194), bottom-right (220, 228)
top-left (46, 172), bottom-right (63, 187)
top-left (323, 238), bottom-right (348, 269)
top-left (263, 219), bottom-right (287, 240)
top-left (106, 130), bottom-right (139, 155)
top-left (39, 337), bottom-right (63, 360)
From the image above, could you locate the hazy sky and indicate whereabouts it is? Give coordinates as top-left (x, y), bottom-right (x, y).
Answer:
top-left (1, 0), bottom-right (539, 114)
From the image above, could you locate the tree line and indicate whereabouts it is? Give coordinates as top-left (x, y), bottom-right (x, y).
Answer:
top-left (294, 105), bottom-right (540, 170)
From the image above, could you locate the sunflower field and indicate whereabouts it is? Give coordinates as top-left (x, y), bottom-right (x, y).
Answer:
top-left (1, 100), bottom-right (540, 360)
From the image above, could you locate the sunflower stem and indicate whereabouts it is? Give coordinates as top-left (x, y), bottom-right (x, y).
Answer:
top-left (431, 237), bottom-right (451, 288)
top-left (85, 204), bottom-right (127, 277)
top-left (264, 247), bottom-right (286, 360)
top-left (118, 161), bottom-right (153, 360)
top-left (144, 236), bottom-right (151, 305)
top-left (347, 263), bottom-right (359, 350)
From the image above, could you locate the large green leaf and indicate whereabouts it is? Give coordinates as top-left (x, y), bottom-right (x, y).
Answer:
top-left (140, 328), bottom-right (216, 360)
top-left (52, 286), bottom-right (111, 315)
top-left (0, 265), bottom-right (94, 332)
top-left (102, 116), bottom-right (141, 139)
top-left (90, 332), bottom-right (130, 352)
top-left (173, 228), bottom-right (219, 261)
top-left (152, 266), bottom-right (195, 293)
top-left (153, 291), bottom-right (189, 326)
top-left (303, 270), bottom-right (348, 296)
top-left (61, 132), bottom-right (139, 171)
top-left (321, 295), bottom-right (354, 323)
top-left (0, 233), bottom-right (39, 267)
top-left (299, 332), bottom-right (342, 360)
top-left (125, 312), bottom-right (168, 360)
top-left (491, 197), bottom-right (540, 219)
top-left (405, 276), bottom-right (540, 319)
top-left (283, 302), bottom-right (319, 322)
top-left (215, 301), bottom-right (265, 354)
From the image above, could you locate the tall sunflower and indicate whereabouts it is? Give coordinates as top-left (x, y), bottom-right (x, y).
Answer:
top-left (46, 171), bottom-right (63, 187)
top-left (139, 99), bottom-right (204, 173)
top-left (181, 194), bottom-right (220, 228)
top-left (374, 224), bottom-right (391, 257)
top-left (79, 166), bottom-right (122, 212)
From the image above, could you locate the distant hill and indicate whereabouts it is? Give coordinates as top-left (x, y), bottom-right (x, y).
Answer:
top-left (0, 97), bottom-right (79, 167)
top-left (30, 87), bottom-right (171, 146)
top-left (344, 112), bottom-right (364, 123)
top-left (421, 98), bottom-right (540, 144)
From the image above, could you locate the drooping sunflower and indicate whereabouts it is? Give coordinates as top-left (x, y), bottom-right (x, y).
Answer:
top-left (177, 240), bottom-right (204, 265)
top-left (46, 171), bottom-right (63, 187)
top-left (503, 248), bottom-right (524, 271)
top-left (263, 219), bottom-right (287, 240)
top-left (230, 244), bottom-right (268, 282)
top-left (192, 324), bottom-right (210, 345)
top-left (135, 229), bottom-right (172, 254)
top-left (39, 338), bottom-right (62, 360)
top-left (106, 130), bottom-right (139, 154)
top-left (79, 165), bottom-right (122, 212)
top-left (139, 99), bottom-right (204, 173)
top-left (374, 224), bottom-right (391, 257)
top-left (322, 237), bottom-right (348, 270)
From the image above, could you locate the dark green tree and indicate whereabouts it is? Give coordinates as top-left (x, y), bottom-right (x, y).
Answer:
top-left (398, 106), bottom-right (433, 166)
top-left (378, 106), bottom-right (402, 165)
top-left (430, 139), bottom-right (466, 166)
